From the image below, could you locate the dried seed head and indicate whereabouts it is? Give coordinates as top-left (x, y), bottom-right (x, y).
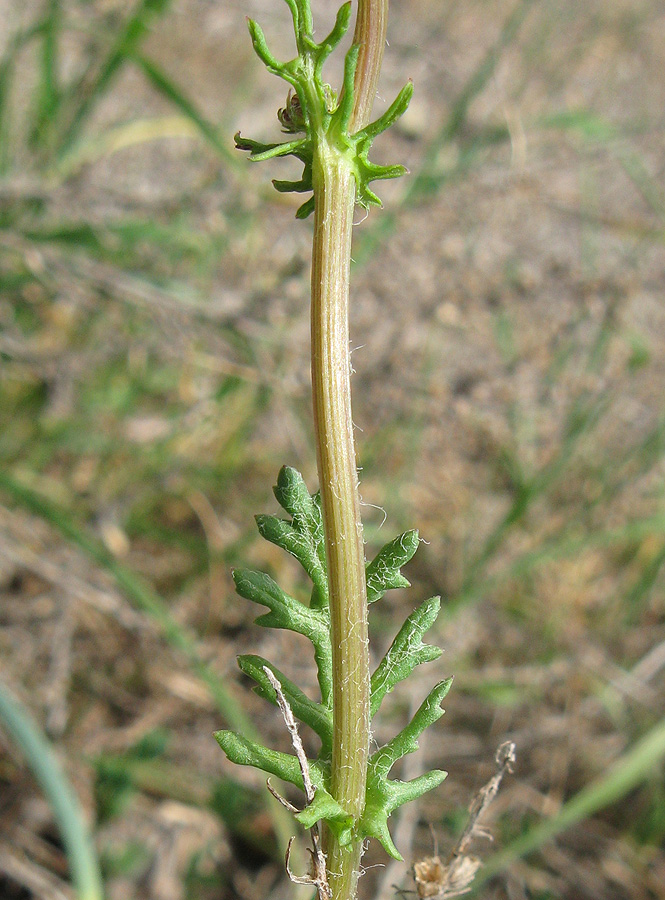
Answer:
top-left (413, 853), bottom-right (482, 899)
top-left (278, 90), bottom-right (306, 133)
top-left (413, 855), bottom-right (445, 898)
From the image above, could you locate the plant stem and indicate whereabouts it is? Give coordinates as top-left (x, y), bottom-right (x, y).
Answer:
top-left (311, 143), bottom-right (366, 900)
top-left (350, 0), bottom-right (389, 133)
top-left (310, 3), bottom-right (388, 897)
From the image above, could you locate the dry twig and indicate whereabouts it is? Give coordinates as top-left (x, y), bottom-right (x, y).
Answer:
top-left (412, 741), bottom-right (516, 899)
top-left (262, 666), bottom-right (332, 900)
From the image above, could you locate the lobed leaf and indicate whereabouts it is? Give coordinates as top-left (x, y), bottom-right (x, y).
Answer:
top-left (214, 729), bottom-right (304, 787)
top-left (272, 176), bottom-right (311, 193)
top-left (255, 510), bottom-right (327, 605)
top-left (273, 468), bottom-right (326, 587)
top-left (247, 18), bottom-right (287, 78)
top-left (370, 595), bottom-right (442, 717)
top-left (238, 1), bottom-right (411, 216)
top-left (232, 568), bottom-right (332, 704)
top-left (296, 196), bottom-right (316, 218)
top-left (358, 678), bottom-right (452, 857)
top-left (370, 677), bottom-right (453, 777)
top-left (282, 0), bottom-right (302, 38)
top-left (385, 770), bottom-right (449, 814)
top-left (238, 655), bottom-right (332, 756)
top-left (361, 768), bottom-right (448, 859)
top-left (215, 728), bottom-right (351, 836)
top-left (333, 42), bottom-right (360, 133)
top-left (274, 467), bottom-right (322, 537)
top-left (234, 133), bottom-right (304, 161)
top-left (314, 2), bottom-right (352, 73)
top-left (366, 529), bottom-right (420, 603)
top-left (356, 80), bottom-right (414, 146)
top-left (282, 0), bottom-right (314, 46)
top-left (248, 137), bottom-right (308, 162)
top-left (295, 791), bottom-right (353, 840)
top-left (220, 454), bottom-right (448, 856)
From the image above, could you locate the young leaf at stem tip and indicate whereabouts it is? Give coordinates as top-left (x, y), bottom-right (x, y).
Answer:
top-left (235, 0), bottom-right (413, 216)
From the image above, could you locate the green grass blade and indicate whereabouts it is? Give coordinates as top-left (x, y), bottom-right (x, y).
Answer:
top-left (461, 304), bottom-right (616, 597)
top-left (419, 0), bottom-right (536, 176)
top-left (129, 52), bottom-right (236, 164)
top-left (460, 394), bottom-right (607, 597)
top-left (57, 0), bottom-right (173, 156)
top-left (31, 0), bottom-right (62, 148)
top-left (0, 682), bottom-right (105, 900)
top-left (453, 513), bottom-right (665, 613)
top-left (0, 22), bottom-right (46, 172)
top-left (474, 716), bottom-right (665, 890)
top-left (623, 540), bottom-right (665, 623)
top-left (0, 53), bottom-right (13, 173)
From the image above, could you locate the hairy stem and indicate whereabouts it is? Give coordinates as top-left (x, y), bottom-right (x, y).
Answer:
top-left (350, 0), bottom-right (389, 132)
top-left (311, 142), bottom-right (367, 900)
top-left (310, 4), bottom-right (389, 897)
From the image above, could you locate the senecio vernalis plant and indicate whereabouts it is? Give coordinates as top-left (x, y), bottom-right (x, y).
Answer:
top-left (214, 2), bottom-right (451, 898)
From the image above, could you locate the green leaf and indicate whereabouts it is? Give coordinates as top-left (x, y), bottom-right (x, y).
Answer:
top-left (296, 196), bottom-right (316, 218)
top-left (295, 791), bottom-right (353, 838)
top-left (282, 0), bottom-right (303, 38)
top-left (371, 595), bottom-right (442, 717)
top-left (236, 0), bottom-right (411, 216)
top-left (361, 768), bottom-right (448, 859)
top-left (358, 677), bottom-right (452, 858)
top-left (355, 159), bottom-right (409, 209)
top-left (214, 730), bottom-right (305, 788)
top-left (132, 52), bottom-right (233, 162)
top-left (274, 468), bottom-right (321, 537)
top-left (250, 137), bottom-right (309, 162)
top-left (247, 18), bottom-right (288, 79)
top-left (58, 0), bottom-right (174, 157)
top-left (274, 468), bottom-right (326, 576)
top-left (272, 176), bottom-right (311, 193)
top-left (255, 512), bottom-right (327, 605)
top-left (314, 2), bottom-right (352, 72)
top-left (356, 80), bottom-right (414, 145)
top-left (215, 729), bottom-right (350, 830)
top-left (232, 568), bottom-right (332, 704)
top-left (234, 132), bottom-right (275, 154)
top-left (386, 770), bottom-right (449, 814)
top-left (366, 529), bottom-right (420, 603)
top-left (371, 677), bottom-right (453, 777)
top-left (282, 0), bottom-right (313, 46)
top-left (334, 43), bottom-right (360, 134)
top-left (215, 465), bottom-right (449, 861)
top-left (237, 655), bottom-right (332, 756)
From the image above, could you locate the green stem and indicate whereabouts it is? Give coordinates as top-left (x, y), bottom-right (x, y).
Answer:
top-left (310, 3), bottom-right (388, 897)
top-left (311, 142), bottom-right (367, 900)
top-left (0, 682), bottom-right (104, 900)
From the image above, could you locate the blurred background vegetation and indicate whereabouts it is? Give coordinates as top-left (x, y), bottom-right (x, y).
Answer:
top-left (1, 0), bottom-right (664, 898)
